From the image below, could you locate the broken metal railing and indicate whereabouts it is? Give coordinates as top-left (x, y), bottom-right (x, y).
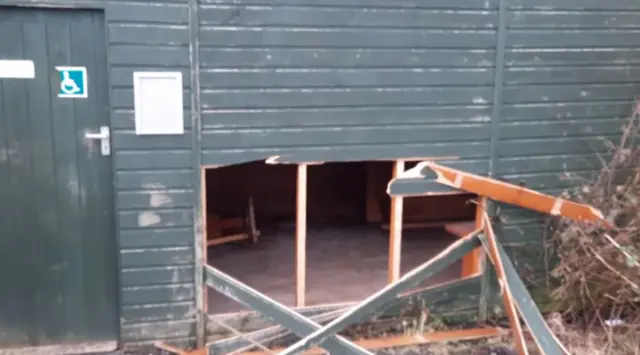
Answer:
top-left (200, 160), bottom-right (610, 355)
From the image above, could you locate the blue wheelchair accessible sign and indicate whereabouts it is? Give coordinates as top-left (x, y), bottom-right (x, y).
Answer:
top-left (55, 66), bottom-right (88, 98)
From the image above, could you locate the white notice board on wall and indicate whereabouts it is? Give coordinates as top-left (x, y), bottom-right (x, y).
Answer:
top-left (133, 71), bottom-right (184, 135)
top-left (0, 60), bottom-right (35, 78)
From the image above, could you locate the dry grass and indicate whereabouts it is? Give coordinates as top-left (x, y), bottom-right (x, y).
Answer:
top-left (545, 312), bottom-right (640, 355)
top-left (543, 101), bottom-right (640, 354)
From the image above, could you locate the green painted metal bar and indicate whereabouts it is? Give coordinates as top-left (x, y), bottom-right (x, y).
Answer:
top-left (278, 231), bottom-right (482, 355)
top-left (479, 234), bottom-right (568, 355)
top-left (203, 264), bottom-right (372, 355)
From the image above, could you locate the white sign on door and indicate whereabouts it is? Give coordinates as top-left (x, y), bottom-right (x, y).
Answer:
top-left (0, 60), bottom-right (35, 79)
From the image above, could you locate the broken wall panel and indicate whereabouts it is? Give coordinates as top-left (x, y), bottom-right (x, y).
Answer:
top-left (203, 265), bottom-right (372, 355)
top-left (205, 161), bottom-right (468, 314)
top-left (208, 277), bottom-right (486, 354)
top-left (277, 231), bottom-right (483, 354)
top-left (480, 233), bottom-right (570, 355)
top-left (206, 277), bottom-right (486, 344)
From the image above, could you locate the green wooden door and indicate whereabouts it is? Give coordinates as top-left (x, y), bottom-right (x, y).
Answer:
top-left (0, 7), bottom-right (118, 352)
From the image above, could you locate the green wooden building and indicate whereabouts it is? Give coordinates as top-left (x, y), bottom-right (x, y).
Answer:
top-left (0, 0), bottom-right (638, 352)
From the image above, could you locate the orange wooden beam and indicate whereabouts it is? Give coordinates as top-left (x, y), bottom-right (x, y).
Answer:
top-left (480, 211), bottom-right (529, 355)
top-left (461, 196), bottom-right (486, 277)
top-left (402, 161), bottom-right (611, 228)
top-left (296, 164), bottom-right (308, 307)
top-left (388, 160), bottom-right (405, 283)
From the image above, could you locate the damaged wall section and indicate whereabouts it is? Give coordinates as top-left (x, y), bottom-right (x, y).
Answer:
top-left (204, 162), bottom-right (476, 314)
top-left (490, 0), bottom-right (640, 306)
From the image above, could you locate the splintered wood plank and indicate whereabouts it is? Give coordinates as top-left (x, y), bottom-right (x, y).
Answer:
top-left (209, 217), bottom-right (244, 231)
top-left (401, 161), bottom-right (610, 227)
top-left (388, 160), bottom-right (405, 283)
top-left (296, 164), bottom-right (308, 307)
top-left (464, 196), bottom-right (487, 276)
top-left (206, 233), bottom-right (250, 246)
top-left (480, 211), bottom-right (529, 355)
top-left (238, 327), bottom-right (503, 354)
top-left (481, 219), bottom-right (570, 355)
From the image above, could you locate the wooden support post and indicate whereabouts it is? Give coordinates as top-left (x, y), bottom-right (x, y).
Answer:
top-left (365, 162), bottom-right (383, 223)
top-left (296, 164), bottom-right (308, 307)
top-left (388, 160), bottom-right (405, 283)
top-left (461, 197), bottom-right (486, 276)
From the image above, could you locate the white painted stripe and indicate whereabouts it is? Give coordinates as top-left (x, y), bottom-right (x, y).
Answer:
top-left (550, 198), bottom-right (563, 215)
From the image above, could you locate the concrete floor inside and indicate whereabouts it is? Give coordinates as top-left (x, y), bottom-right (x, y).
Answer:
top-left (206, 223), bottom-right (461, 314)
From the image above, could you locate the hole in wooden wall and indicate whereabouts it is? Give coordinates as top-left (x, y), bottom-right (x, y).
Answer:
top-left (204, 161), bottom-right (477, 314)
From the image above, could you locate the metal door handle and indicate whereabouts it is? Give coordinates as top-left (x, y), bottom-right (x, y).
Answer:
top-left (85, 126), bottom-right (111, 156)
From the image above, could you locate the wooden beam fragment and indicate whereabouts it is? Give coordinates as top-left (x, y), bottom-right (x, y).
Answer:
top-left (206, 233), bottom-right (250, 246)
top-left (296, 163), bottom-right (308, 307)
top-left (400, 161), bottom-right (610, 227)
top-left (388, 160), bottom-right (405, 283)
top-left (387, 177), bottom-right (464, 197)
top-left (480, 216), bottom-right (571, 355)
top-left (462, 197), bottom-right (487, 277)
top-left (238, 327), bottom-right (503, 354)
top-left (480, 212), bottom-right (529, 355)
